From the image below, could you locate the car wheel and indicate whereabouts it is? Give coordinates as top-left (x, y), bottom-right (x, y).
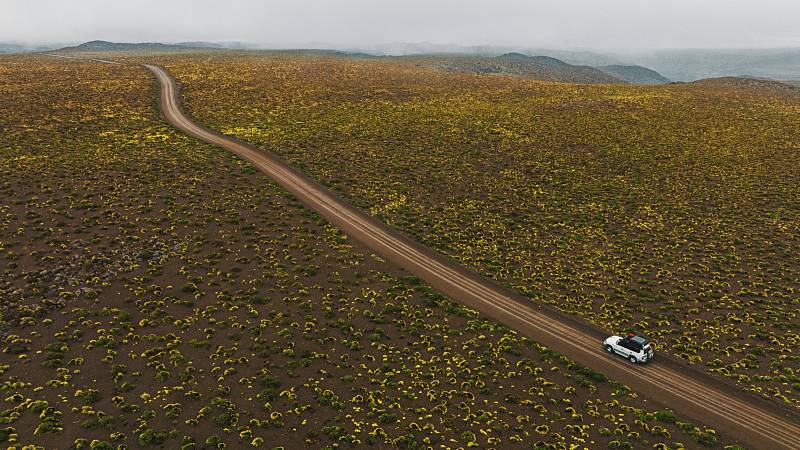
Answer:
top-left (629, 355), bottom-right (637, 363)
top-left (605, 345), bottom-right (613, 353)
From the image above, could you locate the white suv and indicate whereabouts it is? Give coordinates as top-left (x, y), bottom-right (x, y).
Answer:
top-left (604, 333), bottom-right (654, 363)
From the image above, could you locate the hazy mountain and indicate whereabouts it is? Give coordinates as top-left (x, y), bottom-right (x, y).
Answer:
top-left (176, 41), bottom-right (258, 49)
top-left (175, 41), bottom-right (227, 49)
top-left (360, 45), bottom-right (800, 82)
top-left (342, 42), bottom-right (624, 65)
top-left (58, 40), bottom-right (200, 52)
top-left (343, 42), bottom-right (509, 56)
top-left (597, 65), bottom-right (670, 84)
top-left (56, 40), bottom-right (265, 52)
top-left (0, 42), bottom-right (63, 53)
top-left (10, 39), bottom-right (800, 82)
top-left (44, 40), bottom-right (800, 83)
top-left (623, 48), bottom-right (800, 81)
top-left (435, 53), bottom-right (623, 84)
top-left (329, 44), bottom-right (800, 81)
top-left (522, 49), bottom-right (624, 67)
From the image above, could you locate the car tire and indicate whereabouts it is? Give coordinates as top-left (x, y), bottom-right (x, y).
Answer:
top-left (629, 355), bottom-right (637, 363)
top-left (605, 345), bottom-right (613, 353)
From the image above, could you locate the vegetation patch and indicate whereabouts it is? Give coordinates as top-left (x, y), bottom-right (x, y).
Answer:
top-left (0, 54), bottom-right (753, 448)
top-left (161, 52), bottom-right (800, 413)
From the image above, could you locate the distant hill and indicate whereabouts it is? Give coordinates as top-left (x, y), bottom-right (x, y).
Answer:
top-left (687, 76), bottom-right (799, 96)
top-left (342, 42), bottom-right (625, 65)
top-left (0, 42), bottom-right (62, 54)
top-left (58, 40), bottom-right (202, 52)
top-left (597, 65), bottom-right (670, 84)
top-left (175, 41), bottom-right (227, 49)
top-left (328, 44), bottom-right (800, 82)
top-left (625, 48), bottom-right (800, 82)
top-left (501, 52), bottom-right (570, 66)
top-left (52, 40), bottom-right (384, 59)
top-left (347, 42), bottom-right (510, 56)
top-left (523, 49), bottom-right (625, 67)
top-left (14, 40), bottom-right (800, 82)
top-left (435, 52), bottom-right (624, 84)
top-left (176, 41), bottom-right (259, 50)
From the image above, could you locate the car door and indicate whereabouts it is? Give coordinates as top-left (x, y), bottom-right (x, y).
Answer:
top-left (616, 338), bottom-right (631, 356)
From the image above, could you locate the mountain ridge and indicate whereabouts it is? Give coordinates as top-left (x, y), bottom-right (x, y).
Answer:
top-left (434, 52), bottom-right (625, 84)
top-left (597, 64), bottom-right (671, 84)
top-left (59, 40), bottom-right (201, 51)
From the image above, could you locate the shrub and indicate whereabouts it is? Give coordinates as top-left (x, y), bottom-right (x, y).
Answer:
top-left (655, 409), bottom-right (678, 424)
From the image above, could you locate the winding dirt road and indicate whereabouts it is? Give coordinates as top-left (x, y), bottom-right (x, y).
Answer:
top-left (145, 64), bottom-right (800, 449)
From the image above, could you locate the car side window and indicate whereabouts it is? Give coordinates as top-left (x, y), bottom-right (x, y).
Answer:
top-left (622, 340), bottom-right (641, 352)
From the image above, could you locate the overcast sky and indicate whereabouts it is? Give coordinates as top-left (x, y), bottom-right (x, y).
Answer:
top-left (3, 0), bottom-right (800, 50)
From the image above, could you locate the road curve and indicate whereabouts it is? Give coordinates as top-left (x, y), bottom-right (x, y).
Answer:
top-left (145, 64), bottom-right (800, 450)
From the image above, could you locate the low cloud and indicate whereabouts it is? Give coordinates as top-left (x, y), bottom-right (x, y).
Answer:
top-left (2, 0), bottom-right (799, 50)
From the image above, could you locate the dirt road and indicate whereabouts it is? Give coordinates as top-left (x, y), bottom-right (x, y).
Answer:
top-left (145, 64), bottom-right (800, 450)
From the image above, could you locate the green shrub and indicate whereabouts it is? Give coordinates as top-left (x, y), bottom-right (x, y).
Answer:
top-left (655, 409), bottom-right (678, 424)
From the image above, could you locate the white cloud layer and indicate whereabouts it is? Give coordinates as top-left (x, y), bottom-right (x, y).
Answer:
top-left (2, 0), bottom-right (799, 49)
